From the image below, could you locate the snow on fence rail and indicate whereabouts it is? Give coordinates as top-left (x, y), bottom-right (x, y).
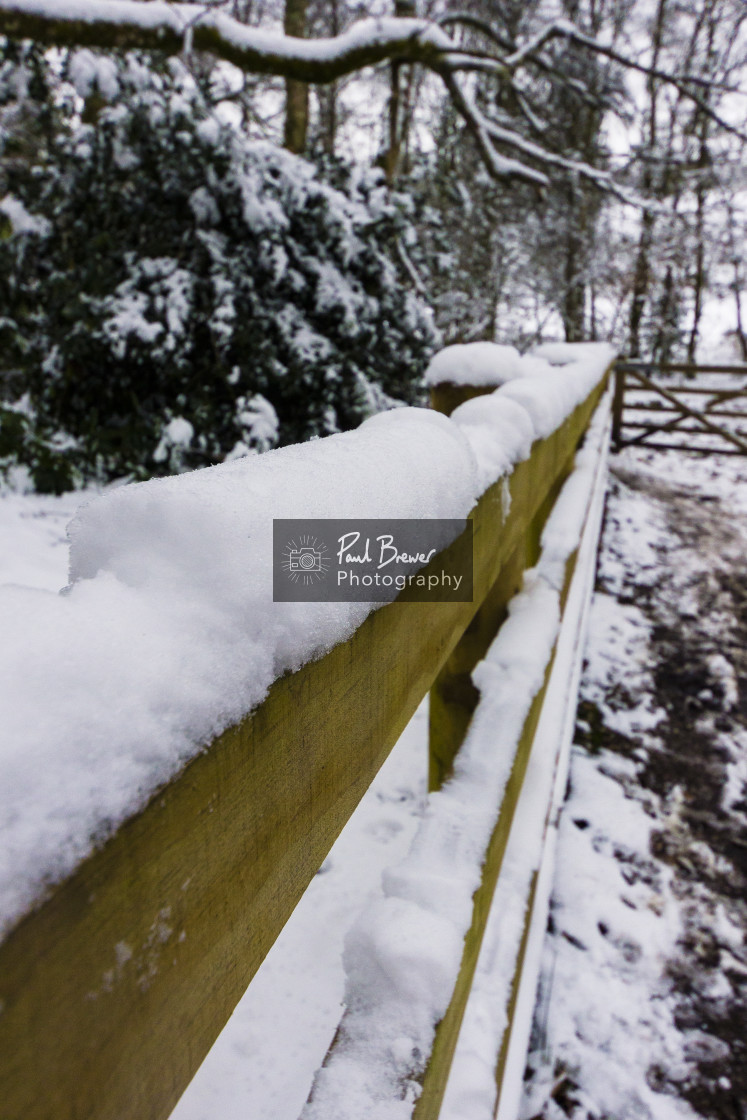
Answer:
top-left (304, 374), bottom-right (613, 1120)
top-left (0, 341), bottom-right (614, 1120)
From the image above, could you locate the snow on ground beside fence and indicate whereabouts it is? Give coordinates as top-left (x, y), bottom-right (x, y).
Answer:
top-left (0, 343), bottom-right (612, 935)
top-left (170, 701), bottom-right (429, 1120)
top-left (442, 406), bottom-right (611, 1120)
top-left (518, 446), bottom-right (747, 1120)
top-left (301, 393), bottom-right (612, 1120)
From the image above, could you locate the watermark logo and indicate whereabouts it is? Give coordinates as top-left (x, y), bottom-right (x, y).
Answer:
top-left (282, 534), bottom-right (331, 585)
top-left (273, 519), bottom-right (473, 603)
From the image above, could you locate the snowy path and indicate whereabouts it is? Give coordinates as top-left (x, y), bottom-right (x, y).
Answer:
top-left (521, 448), bottom-right (747, 1120)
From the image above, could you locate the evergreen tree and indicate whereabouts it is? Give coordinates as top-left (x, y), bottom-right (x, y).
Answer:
top-left (0, 45), bottom-right (438, 490)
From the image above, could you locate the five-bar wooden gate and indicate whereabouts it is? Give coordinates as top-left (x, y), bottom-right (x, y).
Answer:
top-left (612, 361), bottom-right (747, 456)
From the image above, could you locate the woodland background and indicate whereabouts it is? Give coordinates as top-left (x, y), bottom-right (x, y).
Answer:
top-left (0, 0), bottom-right (745, 490)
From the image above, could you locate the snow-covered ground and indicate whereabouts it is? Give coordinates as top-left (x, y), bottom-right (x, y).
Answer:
top-left (521, 446), bottom-right (747, 1120)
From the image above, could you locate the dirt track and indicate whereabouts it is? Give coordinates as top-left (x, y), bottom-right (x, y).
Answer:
top-left (523, 453), bottom-right (747, 1120)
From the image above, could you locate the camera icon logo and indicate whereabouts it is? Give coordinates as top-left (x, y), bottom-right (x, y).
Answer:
top-left (282, 535), bottom-right (330, 585)
top-left (288, 546), bottom-right (324, 573)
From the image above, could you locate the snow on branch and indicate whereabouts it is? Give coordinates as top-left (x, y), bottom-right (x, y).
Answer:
top-left (443, 76), bottom-right (647, 205)
top-left (0, 0), bottom-right (742, 188)
top-left (440, 69), bottom-right (549, 188)
top-left (0, 0), bottom-right (455, 79)
top-left (481, 116), bottom-right (647, 207)
top-left (442, 10), bottom-right (747, 146)
top-left (0, 0), bottom-right (543, 184)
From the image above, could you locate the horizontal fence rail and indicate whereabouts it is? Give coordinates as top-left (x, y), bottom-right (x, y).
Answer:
top-left (613, 360), bottom-right (747, 455)
top-left (0, 358), bottom-right (612, 1120)
top-left (493, 427), bottom-right (610, 1120)
top-left (302, 384), bottom-right (613, 1120)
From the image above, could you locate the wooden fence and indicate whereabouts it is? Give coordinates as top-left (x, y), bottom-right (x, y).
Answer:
top-left (0, 364), bottom-right (612, 1120)
top-left (612, 361), bottom-right (747, 455)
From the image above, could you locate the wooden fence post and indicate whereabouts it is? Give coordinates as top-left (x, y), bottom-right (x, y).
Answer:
top-left (428, 381), bottom-right (589, 789)
top-left (429, 381), bottom-right (496, 789)
top-left (611, 363), bottom-right (625, 450)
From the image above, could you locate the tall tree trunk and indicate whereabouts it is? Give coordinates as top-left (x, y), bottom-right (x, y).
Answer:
top-left (687, 11), bottom-right (716, 365)
top-left (627, 0), bottom-right (668, 357)
top-left (563, 223), bottom-right (586, 342)
top-left (629, 211), bottom-right (654, 358)
top-left (727, 203), bottom-right (747, 360)
top-left (283, 0), bottom-right (308, 154)
top-left (687, 175), bottom-right (707, 365)
top-left (589, 274), bottom-right (597, 341)
top-left (734, 267), bottom-right (747, 361)
top-left (318, 0), bottom-right (340, 156)
top-left (653, 266), bottom-right (677, 365)
top-left (381, 59), bottom-right (401, 183)
top-left (381, 0), bottom-right (416, 183)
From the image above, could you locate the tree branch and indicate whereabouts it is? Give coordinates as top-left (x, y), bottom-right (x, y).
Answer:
top-left (438, 68), bottom-right (549, 187)
top-left (0, 0), bottom-right (546, 184)
top-left (437, 11), bottom-right (514, 54)
top-left (506, 17), bottom-right (747, 143)
top-left (0, 0), bottom-right (742, 192)
top-left (481, 114), bottom-right (648, 207)
top-left (0, 0), bottom-right (456, 81)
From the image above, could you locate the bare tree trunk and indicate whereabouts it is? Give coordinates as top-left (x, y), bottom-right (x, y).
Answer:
top-left (734, 268), bottom-right (747, 361)
top-left (687, 177), bottom-right (707, 365)
top-left (589, 275), bottom-right (597, 341)
top-left (653, 265), bottom-right (676, 365)
top-left (318, 0), bottom-right (340, 156)
top-left (318, 83), bottom-right (337, 157)
top-left (727, 203), bottom-right (747, 360)
top-left (629, 212), bottom-right (654, 358)
top-left (563, 223), bottom-right (586, 342)
top-left (283, 0), bottom-right (308, 154)
top-left (381, 59), bottom-right (402, 182)
top-left (380, 0), bottom-right (416, 183)
top-left (687, 10), bottom-right (716, 365)
top-left (628, 0), bottom-right (668, 357)
top-left (399, 62), bottom-right (417, 175)
top-left (555, 0), bottom-right (614, 345)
